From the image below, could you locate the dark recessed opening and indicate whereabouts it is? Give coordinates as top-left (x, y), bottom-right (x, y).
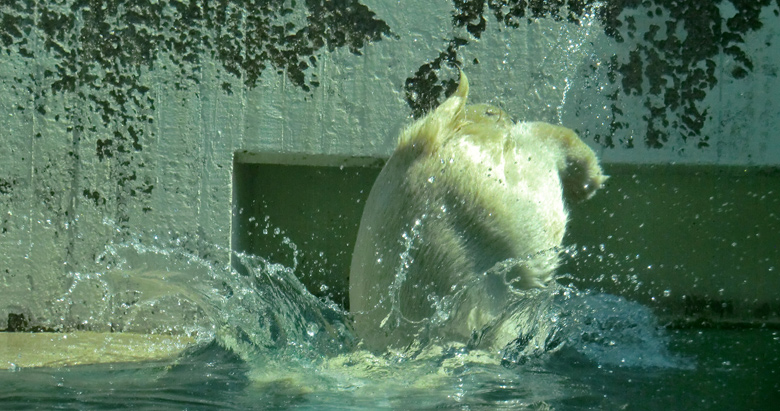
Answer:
top-left (232, 153), bottom-right (383, 309)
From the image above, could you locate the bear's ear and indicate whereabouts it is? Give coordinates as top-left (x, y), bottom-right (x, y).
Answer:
top-left (397, 70), bottom-right (469, 154)
top-left (438, 68), bottom-right (469, 121)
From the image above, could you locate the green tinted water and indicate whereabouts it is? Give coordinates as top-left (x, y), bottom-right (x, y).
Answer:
top-left (1, 328), bottom-right (777, 410)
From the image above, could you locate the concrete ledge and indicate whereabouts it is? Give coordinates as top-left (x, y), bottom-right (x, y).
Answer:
top-left (0, 332), bottom-right (197, 369)
top-left (235, 151), bottom-right (385, 168)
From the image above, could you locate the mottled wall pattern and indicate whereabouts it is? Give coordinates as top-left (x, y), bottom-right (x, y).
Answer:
top-left (1, 0), bottom-right (390, 234)
top-left (406, 0), bottom-right (779, 149)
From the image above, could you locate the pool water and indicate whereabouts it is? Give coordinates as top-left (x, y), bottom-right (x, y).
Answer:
top-left (3, 237), bottom-right (778, 410)
top-left (1, 327), bottom-right (777, 410)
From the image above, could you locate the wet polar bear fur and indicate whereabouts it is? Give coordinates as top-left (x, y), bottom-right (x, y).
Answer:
top-left (349, 72), bottom-right (607, 352)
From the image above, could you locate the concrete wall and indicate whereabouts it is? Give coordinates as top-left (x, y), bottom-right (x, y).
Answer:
top-left (1, 0), bottom-right (779, 330)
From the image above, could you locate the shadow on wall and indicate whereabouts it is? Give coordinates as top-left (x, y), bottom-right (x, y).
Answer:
top-left (561, 164), bottom-right (780, 324)
top-left (232, 156), bottom-right (780, 324)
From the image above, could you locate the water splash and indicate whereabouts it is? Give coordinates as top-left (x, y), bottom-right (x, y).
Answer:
top-left (379, 215), bottom-right (427, 333)
top-left (52, 215), bottom-right (689, 384)
top-left (550, 289), bottom-right (693, 369)
top-left (52, 220), bottom-right (354, 364)
top-left (539, 2), bottom-right (604, 124)
top-left (217, 250), bottom-right (355, 362)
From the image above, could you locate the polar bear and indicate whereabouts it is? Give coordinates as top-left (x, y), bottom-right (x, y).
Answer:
top-left (349, 71), bottom-right (607, 352)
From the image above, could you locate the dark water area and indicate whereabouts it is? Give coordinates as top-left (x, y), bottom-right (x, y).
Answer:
top-left (2, 322), bottom-right (777, 410)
